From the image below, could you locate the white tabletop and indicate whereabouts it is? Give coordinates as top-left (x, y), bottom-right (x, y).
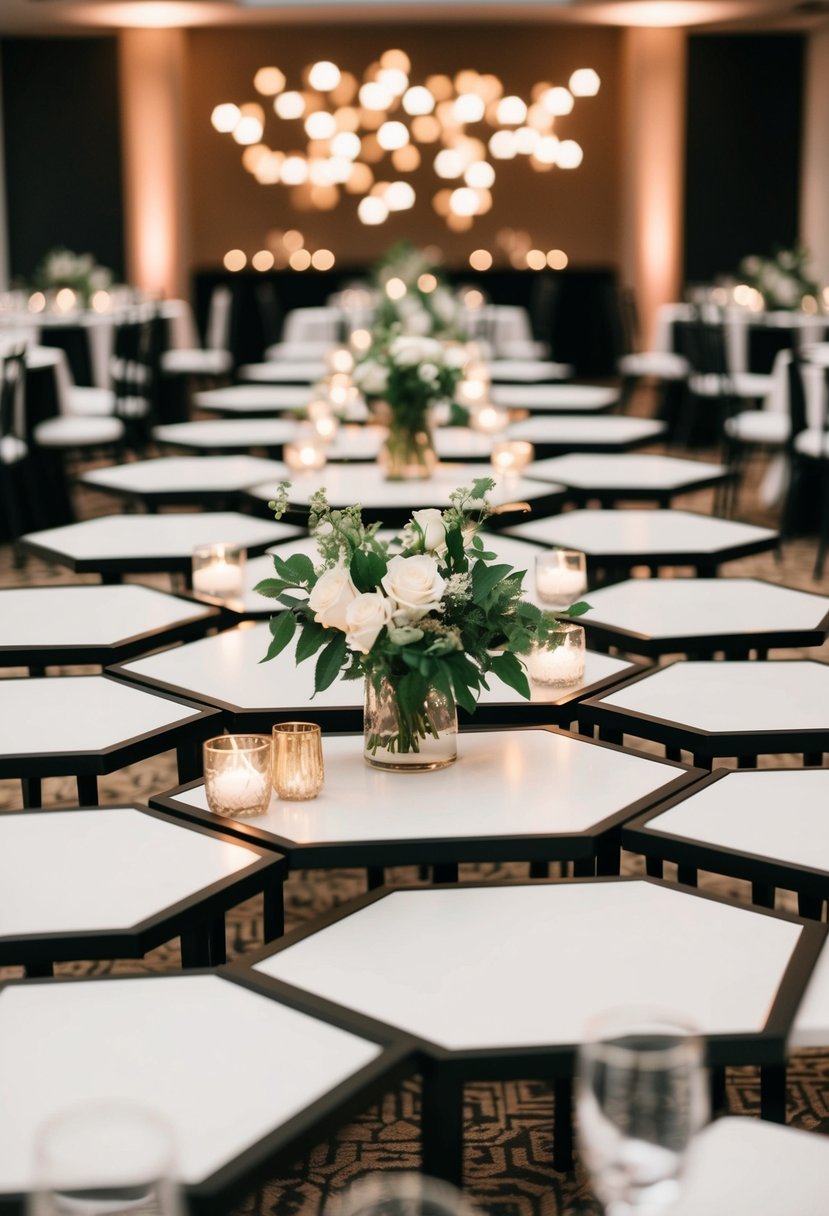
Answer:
top-left (161, 730), bottom-right (683, 845)
top-left (153, 419), bottom-right (299, 451)
top-left (249, 464), bottom-right (563, 513)
top-left (597, 660), bottom-right (829, 734)
top-left (255, 880), bottom-right (803, 1051)
top-left (642, 769), bottom-right (829, 874)
top-left (505, 509), bottom-right (777, 558)
top-left (583, 578), bottom-right (829, 642)
top-left (239, 360), bottom-right (328, 384)
top-left (119, 622), bottom-right (632, 714)
top-left (22, 513), bottom-right (297, 565)
top-left (674, 1118), bottom-right (829, 1215)
top-left (507, 416), bottom-right (666, 447)
top-left (194, 384), bottom-right (314, 413)
top-left (0, 808), bottom-right (263, 936)
top-left (488, 360), bottom-right (571, 383)
top-left (526, 454), bottom-right (727, 491)
top-left (491, 384), bottom-right (617, 410)
top-left (0, 584), bottom-right (214, 650)
top-left (0, 974), bottom-right (382, 1190)
top-left (0, 675), bottom-right (204, 759)
top-left (82, 456), bottom-right (288, 497)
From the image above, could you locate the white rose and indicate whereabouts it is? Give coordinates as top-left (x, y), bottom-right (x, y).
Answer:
top-left (432, 290), bottom-right (459, 325)
top-left (419, 361), bottom-right (439, 382)
top-left (444, 344), bottom-right (469, 370)
top-left (345, 592), bottom-right (394, 653)
top-left (354, 360), bottom-right (389, 396)
top-left (382, 553), bottom-right (445, 623)
top-left (401, 308), bottom-right (432, 337)
top-left (307, 564), bottom-right (358, 632)
top-left (410, 508), bottom-right (447, 554)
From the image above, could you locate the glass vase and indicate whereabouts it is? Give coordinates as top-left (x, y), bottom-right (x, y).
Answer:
top-left (380, 422), bottom-right (437, 481)
top-left (363, 677), bottom-right (457, 771)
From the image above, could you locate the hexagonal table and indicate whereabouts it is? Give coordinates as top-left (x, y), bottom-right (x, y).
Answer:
top-left (193, 383), bottom-right (314, 415)
top-left (244, 463), bottom-right (566, 527)
top-left (153, 417), bottom-right (299, 456)
top-left (580, 660), bottom-right (829, 768)
top-left (111, 620), bottom-right (643, 735)
top-left (0, 805), bottom-right (287, 974)
top-left (507, 414), bottom-right (666, 455)
top-left (490, 383), bottom-right (617, 413)
top-left (79, 456), bottom-right (289, 511)
top-left (673, 1118), bottom-right (829, 1216)
top-left (623, 767), bottom-right (829, 919)
top-left (20, 512), bottom-right (299, 583)
top-left (151, 728), bottom-right (699, 888)
top-left (0, 674), bottom-right (219, 806)
top-left (0, 972), bottom-right (412, 1213)
top-left (525, 453), bottom-right (731, 508)
top-left (242, 878), bottom-right (824, 1182)
top-left (579, 578), bottom-right (829, 659)
top-left (489, 360), bottom-right (573, 385)
top-left (504, 509), bottom-right (778, 580)
top-left (239, 359), bottom-right (328, 383)
top-left (0, 584), bottom-right (221, 674)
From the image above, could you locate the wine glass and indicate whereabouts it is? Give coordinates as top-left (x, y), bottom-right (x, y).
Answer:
top-left (576, 1008), bottom-right (709, 1216)
top-left (28, 1099), bottom-right (182, 1216)
top-left (328, 1172), bottom-right (480, 1216)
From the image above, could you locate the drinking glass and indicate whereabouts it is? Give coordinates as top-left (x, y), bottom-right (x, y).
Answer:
top-left (29, 1099), bottom-right (182, 1216)
top-left (329, 1172), bottom-right (479, 1216)
top-left (576, 1008), bottom-right (709, 1216)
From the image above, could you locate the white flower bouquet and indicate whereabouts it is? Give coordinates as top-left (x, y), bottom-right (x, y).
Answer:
top-left (738, 247), bottom-right (820, 311)
top-left (258, 477), bottom-right (588, 762)
top-left (35, 247), bottom-right (113, 306)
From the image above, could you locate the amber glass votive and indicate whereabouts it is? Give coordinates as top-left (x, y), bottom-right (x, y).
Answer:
top-left (273, 722), bottom-right (325, 800)
top-left (203, 735), bottom-right (271, 818)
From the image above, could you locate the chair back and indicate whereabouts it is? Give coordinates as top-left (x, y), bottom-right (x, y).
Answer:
top-left (112, 311), bottom-right (154, 430)
top-left (785, 351), bottom-right (808, 446)
top-left (0, 347), bottom-right (26, 445)
top-left (205, 285), bottom-right (233, 352)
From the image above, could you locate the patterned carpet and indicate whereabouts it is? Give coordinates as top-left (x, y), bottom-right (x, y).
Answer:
top-left (3, 404), bottom-right (829, 1215)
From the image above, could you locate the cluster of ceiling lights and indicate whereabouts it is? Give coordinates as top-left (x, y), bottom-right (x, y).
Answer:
top-left (210, 49), bottom-right (599, 232)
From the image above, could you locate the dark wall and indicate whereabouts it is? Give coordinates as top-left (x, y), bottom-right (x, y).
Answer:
top-left (683, 33), bottom-right (804, 283)
top-left (1, 37), bottom-right (124, 281)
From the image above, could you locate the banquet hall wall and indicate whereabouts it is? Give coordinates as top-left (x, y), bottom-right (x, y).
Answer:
top-left (0, 21), bottom-right (815, 340)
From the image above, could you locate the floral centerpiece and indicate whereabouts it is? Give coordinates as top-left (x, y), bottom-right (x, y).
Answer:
top-left (738, 247), bottom-right (820, 311)
top-left (373, 240), bottom-right (462, 339)
top-left (258, 477), bottom-right (589, 771)
top-left (34, 247), bottom-right (114, 308)
top-left (352, 334), bottom-right (466, 479)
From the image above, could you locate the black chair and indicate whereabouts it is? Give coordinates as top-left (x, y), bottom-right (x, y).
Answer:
top-left (615, 287), bottom-right (689, 418)
top-left (0, 348), bottom-right (36, 561)
top-left (786, 363), bottom-right (829, 578)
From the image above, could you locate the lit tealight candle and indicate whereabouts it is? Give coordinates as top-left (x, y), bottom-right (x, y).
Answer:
top-left (192, 542), bottom-right (246, 599)
top-left (313, 412), bottom-right (339, 442)
top-left (524, 623), bottom-right (586, 688)
top-left (284, 438), bottom-right (327, 473)
top-left (327, 346), bottom-right (354, 375)
top-left (535, 549), bottom-right (587, 608)
top-left (491, 440), bottom-right (534, 476)
top-left (204, 735), bottom-right (272, 818)
top-left (470, 403), bottom-right (510, 435)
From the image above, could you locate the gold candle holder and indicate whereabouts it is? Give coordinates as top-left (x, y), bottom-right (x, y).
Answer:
top-left (203, 735), bottom-right (272, 818)
top-left (273, 722), bottom-right (325, 801)
top-left (283, 436), bottom-right (328, 473)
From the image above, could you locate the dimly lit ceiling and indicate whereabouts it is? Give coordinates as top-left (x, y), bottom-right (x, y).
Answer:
top-left (0, 0), bottom-right (822, 33)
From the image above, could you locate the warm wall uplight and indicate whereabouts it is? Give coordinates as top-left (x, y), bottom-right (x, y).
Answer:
top-left (224, 249), bottom-right (247, 271)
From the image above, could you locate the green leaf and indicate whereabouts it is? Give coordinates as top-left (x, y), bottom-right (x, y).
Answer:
top-left (470, 476), bottom-right (495, 501)
top-left (283, 552), bottom-right (315, 584)
top-left (471, 562), bottom-right (513, 605)
top-left (294, 620), bottom-right (330, 663)
top-left (314, 632), bottom-right (348, 692)
top-left (253, 577), bottom-right (289, 599)
top-left (260, 611), bottom-right (296, 662)
top-left (351, 547), bottom-right (388, 594)
top-left (445, 524), bottom-right (465, 567)
top-left (563, 600), bottom-right (592, 618)
top-left (489, 651), bottom-right (531, 700)
top-left (272, 554), bottom-right (300, 584)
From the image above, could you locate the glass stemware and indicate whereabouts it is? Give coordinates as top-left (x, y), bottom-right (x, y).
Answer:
top-left (576, 1008), bottom-right (709, 1216)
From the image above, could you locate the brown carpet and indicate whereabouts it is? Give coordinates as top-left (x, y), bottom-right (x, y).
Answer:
top-left (3, 402), bottom-right (829, 1215)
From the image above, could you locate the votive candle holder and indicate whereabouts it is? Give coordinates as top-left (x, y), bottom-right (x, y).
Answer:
top-left (273, 722), bottom-right (325, 801)
top-left (203, 735), bottom-right (272, 818)
top-left (535, 549), bottom-right (587, 608)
